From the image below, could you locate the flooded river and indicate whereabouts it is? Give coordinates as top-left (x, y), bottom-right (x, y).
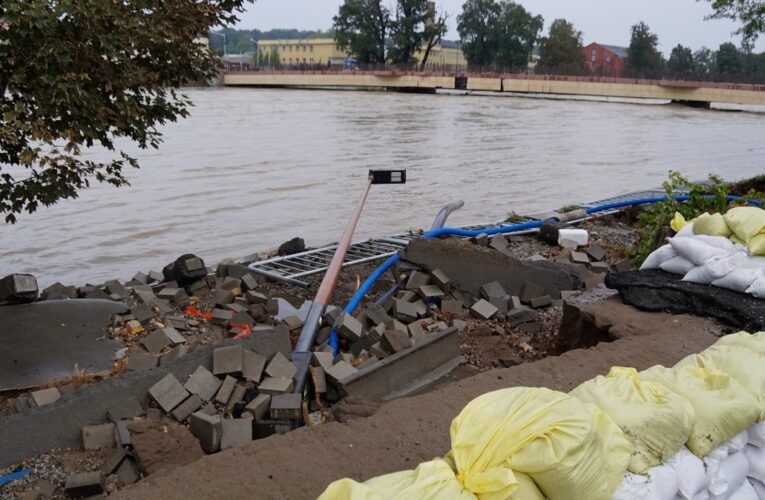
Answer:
top-left (1, 87), bottom-right (763, 286)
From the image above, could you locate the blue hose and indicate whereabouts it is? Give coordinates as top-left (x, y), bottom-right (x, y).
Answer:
top-left (0, 468), bottom-right (33, 487)
top-left (329, 194), bottom-right (761, 352)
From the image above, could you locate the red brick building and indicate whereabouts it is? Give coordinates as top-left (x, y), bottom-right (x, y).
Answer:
top-left (583, 43), bottom-right (628, 77)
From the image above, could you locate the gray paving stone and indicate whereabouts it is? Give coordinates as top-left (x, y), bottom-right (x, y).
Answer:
top-left (405, 270), bottom-right (430, 291)
top-left (141, 328), bottom-right (171, 355)
top-left (393, 299), bottom-right (417, 322)
top-left (189, 411), bottom-right (222, 453)
top-left (265, 352), bottom-right (296, 379)
top-left (270, 394), bottom-right (302, 420)
top-left (107, 397), bottom-right (143, 422)
top-left (82, 423), bottom-right (115, 450)
top-left (220, 416), bottom-right (253, 450)
top-left (171, 394), bottom-right (203, 422)
top-left (213, 345), bottom-right (243, 375)
top-left (214, 375), bottom-right (237, 404)
top-left (162, 326), bottom-right (186, 345)
top-left (258, 377), bottom-right (294, 395)
top-left (244, 394), bottom-right (271, 420)
top-left (30, 387), bottom-right (61, 407)
top-left (334, 312), bottom-right (363, 343)
top-left (147, 373), bottom-right (189, 412)
top-left (159, 344), bottom-right (188, 367)
top-left (226, 384), bottom-right (246, 407)
top-left (242, 351), bottom-right (266, 383)
top-left (480, 281), bottom-right (507, 300)
top-left (470, 299), bottom-right (498, 319)
top-left (381, 330), bottom-right (411, 353)
top-left (325, 361), bottom-right (358, 383)
top-left (184, 365), bottom-right (222, 401)
top-left (64, 472), bottom-right (104, 497)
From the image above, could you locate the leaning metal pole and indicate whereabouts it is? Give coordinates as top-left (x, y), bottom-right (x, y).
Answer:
top-left (292, 170), bottom-right (406, 398)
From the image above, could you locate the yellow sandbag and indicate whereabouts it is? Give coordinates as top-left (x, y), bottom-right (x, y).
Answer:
top-left (676, 345), bottom-right (765, 420)
top-left (693, 212), bottom-right (732, 237)
top-left (318, 459), bottom-right (476, 500)
top-left (450, 387), bottom-right (630, 500)
top-left (748, 233), bottom-right (765, 256)
top-left (641, 365), bottom-right (760, 457)
top-left (671, 212), bottom-right (688, 232)
top-left (570, 366), bottom-right (694, 474)
top-left (723, 206), bottom-right (765, 242)
top-left (715, 331), bottom-right (765, 355)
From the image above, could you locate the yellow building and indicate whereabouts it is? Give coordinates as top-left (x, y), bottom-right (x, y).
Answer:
top-left (256, 38), bottom-right (466, 69)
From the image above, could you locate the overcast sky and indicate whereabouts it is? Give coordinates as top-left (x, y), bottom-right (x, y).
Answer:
top-left (235, 0), bottom-right (765, 54)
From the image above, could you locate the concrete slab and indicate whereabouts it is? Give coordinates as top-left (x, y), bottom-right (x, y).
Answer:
top-left (0, 299), bottom-right (125, 390)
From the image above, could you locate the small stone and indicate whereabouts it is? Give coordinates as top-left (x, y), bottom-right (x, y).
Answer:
top-left (312, 351), bottom-right (334, 370)
top-left (418, 284), bottom-right (445, 300)
top-left (393, 298), bottom-right (417, 322)
top-left (334, 312), bottom-right (363, 343)
top-left (131, 304), bottom-right (154, 325)
top-left (246, 290), bottom-right (269, 304)
top-left (211, 308), bottom-right (232, 326)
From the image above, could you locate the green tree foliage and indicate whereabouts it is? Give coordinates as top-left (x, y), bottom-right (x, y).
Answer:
top-left (626, 22), bottom-right (664, 76)
top-left (0, 0), bottom-right (250, 223)
top-left (716, 41), bottom-right (743, 73)
top-left (667, 44), bottom-right (696, 74)
top-left (703, 0), bottom-right (765, 49)
top-left (389, 0), bottom-right (429, 65)
top-left (693, 47), bottom-right (716, 74)
top-left (537, 19), bottom-right (584, 73)
top-left (493, 2), bottom-right (543, 68)
top-left (743, 51), bottom-right (765, 75)
top-left (457, 0), bottom-right (502, 66)
top-left (458, 0), bottom-right (542, 68)
top-left (333, 0), bottom-right (390, 64)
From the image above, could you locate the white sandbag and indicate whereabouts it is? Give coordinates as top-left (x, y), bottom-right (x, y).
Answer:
top-left (748, 478), bottom-right (765, 498)
top-left (683, 257), bottom-right (738, 285)
top-left (649, 464), bottom-right (681, 500)
top-left (669, 237), bottom-right (728, 266)
top-left (642, 244), bottom-right (678, 270)
top-left (727, 480), bottom-right (758, 500)
top-left (667, 447), bottom-right (708, 499)
top-left (746, 276), bottom-right (765, 299)
top-left (712, 269), bottom-right (763, 293)
top-left (677, 223), bottom-right (696, 238)
top-left (728, 432), bottom-right (751, 454)
top-left (740, 256), bottom-right (765, 271)
top-left (613, 467), bottom-right (680, 500)
top-left (707, 451), bottom-right (749, 499)
top-left (661, 255), bottom-right (697, 275)
top-left (749, 422), bottom-right (765, 449)
top-left (558, 228), bottom-right (589, 247)
top-left (694, 235), bottom-right (736, 251)
top-left (746, 444), bottom-right (765, 484)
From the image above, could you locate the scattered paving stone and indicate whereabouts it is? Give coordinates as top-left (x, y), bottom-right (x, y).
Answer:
top-left (116, 457), bottom-right (141, 486)
top-left (489, 296), bottom-right (510, 315)
top-left (614, 258), bottom-right (632, 273)
top-left (519, 283), bottom-right (546, 304)
top-left (148, 373), bottom-right (189, 412)
top-left (418, 284), bottom-right (445, 300)
top-left (472, 233), bottom-right (489, 246)
top-left (509, 296), bottom-right (523, 310)
top-left (334, 312), bottom-right (363, 343)
top-left (185, 365), bottom-right (223, 401)
top-left (131, 304), bottom-right (154, 325)
top-left (162, 326), bottom-right (186, 345)
top-left (0, 273), bottom-right (39, 303)
top-left (258, 377), bottom-right (294, 395)
top-left (405, 270), bottom-right (430, 291)
top-left (393, 298), bottom-right (417, 322)
top-left (312, 351), bottom-right (334, 370)
top-left (221, 416), bottom-right (253, 450)
top-left (589, 262), bottom-right (611, 274)
top-left (172, 394), bottom-right (203, 422)
top-left (227, 384), bottom-right (246, 407)
top-left (115, 420), bottom-right (132, 447)
top-left (585, 246), bottom-right (608, 261)
top-left (64, 472), bottom-right (104, 497)
top-left (141, 328), bottom-right (171, 354)
top-left (211, 308), bottom-right (232, 327)
top-left (381, 330), bottom-right (411, 353)
top-left (470, 299), bottom-right (498, 320)
top-left (189, 411), bottom-right (223, 453)
top-left (102, 447), bottom-right (129, 475)
top-left (157, 287), bottom-right (188, 306)
top-left (82, 423), bottom-right (116, 450)
top-left (369, 343), bottom-right (388, 360)
top-left (481, 281), bottom-right (507, 300)
top-left (162, 253), bottom-right (207, 285)
top-left (244, 394), bottom-right (271, 420)
top-left (242, 351), bottom-right (266, 382)
top-left (159, 344), bottom-right (188, 367)
top-left (489, 235), bottom-right (509, 252)
top-left (214, 375), bottom-right (238, 404)
top-left (30, 387), bottom-right (61, 407)
top-left (506, 306), bottom-right (537, 327)
top-left (246, 290), bottom-right (268, 304)
top-left (570, 251), bottom-right (590, 264)
top-left (325, 361), bottom-right (358, 384)
top-left (530, 295), bottom-right (553, 308)
top-left (265, 352), bottom-right (297, 379)
top-left (213, 345), bottom-right (244, 375)
top-left (270, 393), bottom-right (302, 420)
top-left (453, 319), bottom-right (467, 332)
top-left (107, 397), bottom-right (144, 422)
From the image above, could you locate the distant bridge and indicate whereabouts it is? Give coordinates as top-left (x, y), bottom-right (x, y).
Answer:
top-left (224, 70), bottom-right (765, 107)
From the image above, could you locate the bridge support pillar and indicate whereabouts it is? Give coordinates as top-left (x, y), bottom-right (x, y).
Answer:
top-left (671, 99), bottom-right (711, 109)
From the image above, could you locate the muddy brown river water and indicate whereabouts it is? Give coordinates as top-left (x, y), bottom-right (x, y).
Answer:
top-left (1, 87), bottom-right (763, 286)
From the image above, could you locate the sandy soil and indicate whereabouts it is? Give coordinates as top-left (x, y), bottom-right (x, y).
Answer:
top-left (116, 298), bottom-right (721, 500)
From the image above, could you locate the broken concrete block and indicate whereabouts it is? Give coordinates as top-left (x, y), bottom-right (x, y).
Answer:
top-left (418, 285), bottom-right (445, 301)
top-left (258, 377), bottom-right (294, 395)
top-left (221, 416), bottom-right (253, 450)
top-left (82, 423), bottom-right (116, 450)
top-left (141, 328), bottom-right (171, 355)
top-left (126, 351), bottom-right (157, 371)
top-left (213, 345), bottom-right (244, 375)
top-left (107, 397), bottom-right (144, 422)
top-left (226, 384), bottom-right (246, 407)
top-left (270, 393), bottom-right (302, 420)
top-left (244, 394), bottom-right (271, 420)
top-left (381, 330), bottom-right (411, 353)
top-left (391, 319), bottom-right (408, 334)
top-left (265, 352), bottom-right (297, 379)
top-left (64, 472), bottom-right (104, 497)
top-left (393, 298), bottom-right (417, 323)
top-left (159, 344), bottom-right (188, 367)
top-left (30, 387), bottom-right (61, 407)
top-left (530, 295), bottom-right (553, 308)
top-left (184, 366), bottom-right (222, 402)
top-left (148, 374), bottom-right (189, 412)
top-left (369, 322), bottom-right (386, 342)
top-left (405, 270), bottom-right (430, 291)
top-left (481, 281), bottom-right (507, 300)
top-left (334, 312), bottom-right (363, 343)
top-left (470, 299), bottom-right (498, 320)
top-left (0, 273), bottom-right (38, 303)
top-left (489, 235), bottom-right (509, 252)
top-left (242, 351), bottom-right (266, 383)
top-left (171, 394), bottom-right (203, 422)
top-left (214, 375), bottom-right (237, 404)
top-left (325, 361), bottom-right (358, 383)
top-left (189, 411), bottom-right (222, 453)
